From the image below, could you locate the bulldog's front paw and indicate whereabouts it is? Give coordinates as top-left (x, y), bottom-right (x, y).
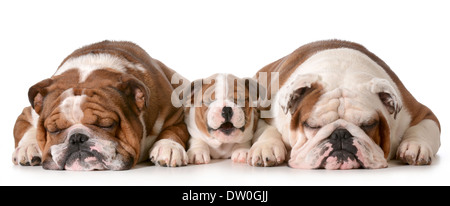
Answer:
top-left (397, 140), bottom-right (433, 165)
top-left (187, 147), bottom-right (211, 164)
top-left (12, 142), bottom-right (42, 166)
top-left (149, 139), bottom-right (188, 167)
top-left (231, 148), bottom-right (248, 163)
top-left (248, 141), bottom-right (286, 167)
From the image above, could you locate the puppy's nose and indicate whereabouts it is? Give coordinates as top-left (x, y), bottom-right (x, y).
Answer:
top-left (221, 106), bottom-right (233, 121)
top-left (329, 129), bottom-right (352, 141)
top-left (69, 133), bottom-right (89, 145)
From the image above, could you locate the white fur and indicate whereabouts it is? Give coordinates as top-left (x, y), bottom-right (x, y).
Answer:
top-left (206, 99), bottom-right (245, 129)
top-left (247, 119), bottom-right (287, 166)
top-left (12, 126), bottom-right (41, 165)
top-left (12, 108), bottom-right (42, 166)
top-left (54, 53), bottom-right (145, 82)
top-left (149, 139), bottom-right (188, 166)
top-left (214, 73), bottom-right (227, 101)
top-left (59, 88), bottom-right (86, 124)
top-left (397, 119), bottom-right (440, 164)
top-left (30, 109), bottom-right (39, 128)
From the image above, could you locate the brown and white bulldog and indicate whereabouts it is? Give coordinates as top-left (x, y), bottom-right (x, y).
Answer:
top-left (184, 73), bottom-right (270, 164)
top-left (12, 40), bottom-right (190, 170)
top-left (252, 40), bottom-right (441, 169)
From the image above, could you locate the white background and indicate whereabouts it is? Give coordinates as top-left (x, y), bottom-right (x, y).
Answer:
top-left (0, 0), bottom-right (449, 185)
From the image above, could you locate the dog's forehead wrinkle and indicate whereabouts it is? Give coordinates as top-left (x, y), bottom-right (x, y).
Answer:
top-left (311, 86), bottom-right (376, 126)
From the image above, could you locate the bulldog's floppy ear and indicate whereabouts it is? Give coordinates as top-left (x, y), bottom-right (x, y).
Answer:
top-left (279, 74), bottom-right (321, 114)
top-left (28, 78), bottom-right (54, 114)
top-left (368, 78), bottom-right (403, 119)
top-left (117, 74), bottom-right (150, 112)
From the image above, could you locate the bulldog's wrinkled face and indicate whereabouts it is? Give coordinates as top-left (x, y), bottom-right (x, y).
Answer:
top-left (280, 74), bottom-right (401, 169)
top-left (187, 74), bottom-right (259, 144)
top-left (30, 69), bottom-right (147, 170)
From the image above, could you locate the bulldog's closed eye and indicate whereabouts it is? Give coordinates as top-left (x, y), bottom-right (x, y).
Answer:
top-left (96, 118), bottom-right (116, 130)
top-left (46, 124), bottom-right (64, 135)
top-left (360, 121), bottom-right (378, 131)
top-left (303, 122), bottom-right (321, 130)
top-left (48, 128), bottom-right (62, 135)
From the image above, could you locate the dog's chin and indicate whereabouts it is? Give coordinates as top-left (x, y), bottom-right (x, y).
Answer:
top-left (43, 139), bottom-right (135, 171)
top-left (64, 151), bottom-right (106, 171)
top-left (320, 150), bottom-right (362, 170)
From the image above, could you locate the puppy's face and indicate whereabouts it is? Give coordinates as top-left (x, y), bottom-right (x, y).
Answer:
top-left (30, 69), bottom-right (148, 170)
top-left (186, 74), bottom-right (259, 144)
top-left (280, 74), bottom-right (401, 169)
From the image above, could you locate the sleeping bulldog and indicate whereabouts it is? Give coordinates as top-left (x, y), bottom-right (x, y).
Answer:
top-left (252, 40), bottom-right (441, 169)
top-left (12, 40), bottom-right (190, 170)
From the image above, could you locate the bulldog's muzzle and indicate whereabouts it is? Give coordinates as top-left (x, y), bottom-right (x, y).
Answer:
top-left (289, 119), bottom-right (388, 170)
top-left (325, 129), bottom-right (359, 165)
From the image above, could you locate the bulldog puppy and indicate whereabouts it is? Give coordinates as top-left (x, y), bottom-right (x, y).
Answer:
top-left (12, 40), bottom-right (190, 170)
top-left (253, 40), bottom-right (441, 169)
top-left (184, 73), bottom-right (269, 164)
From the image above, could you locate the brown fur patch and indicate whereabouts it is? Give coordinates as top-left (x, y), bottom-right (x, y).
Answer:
top-left (290, 83), bottom-right (323, 131)
top-left (363, 112), bottom-right (391, 158)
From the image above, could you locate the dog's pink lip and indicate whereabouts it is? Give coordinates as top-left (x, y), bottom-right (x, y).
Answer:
top-left (63, 150), bottom-right (104, 170)
top-left (321, 150), bottom-right (364, 169)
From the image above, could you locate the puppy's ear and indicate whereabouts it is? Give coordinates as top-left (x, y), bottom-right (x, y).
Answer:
top-left (28, 78), bottom-right (54, 114)
top-left (117, 74), bottom-right (150, 112)
top-left (279, 74), bottom-right (321, 115)
top-left (368, 78), bottom-right (403, 119)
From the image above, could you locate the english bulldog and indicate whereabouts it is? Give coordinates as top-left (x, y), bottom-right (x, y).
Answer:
top-left (252, 40), bottom-right (441, 169)
top-left (12, 40), bottom-right (190, 170)
top-left (184, 73), bottom-right (277, 164)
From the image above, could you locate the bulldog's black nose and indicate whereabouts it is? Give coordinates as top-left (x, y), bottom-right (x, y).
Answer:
top-left (329, 129), bottom-right (352, 141)
top-left (69, 133), bottom-right (89, 145)
top-left (222, 106), bottom-right (233, 121)
top-left (328, 129), bottom-right (353, 151)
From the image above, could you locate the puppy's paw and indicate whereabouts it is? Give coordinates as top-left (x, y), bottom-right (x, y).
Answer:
top-left (12, 142), bottom-right (42, 166)
top-left (231, 148), bottom-right (248, 163)
top-left (187, 147), bottom-right (211, 164)
top-left (149, 139), bottom-right (188, 167)
top-left (248, 141), bottom-right (286, 167)
top-left (397, 140), bottom-right (433, 165)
